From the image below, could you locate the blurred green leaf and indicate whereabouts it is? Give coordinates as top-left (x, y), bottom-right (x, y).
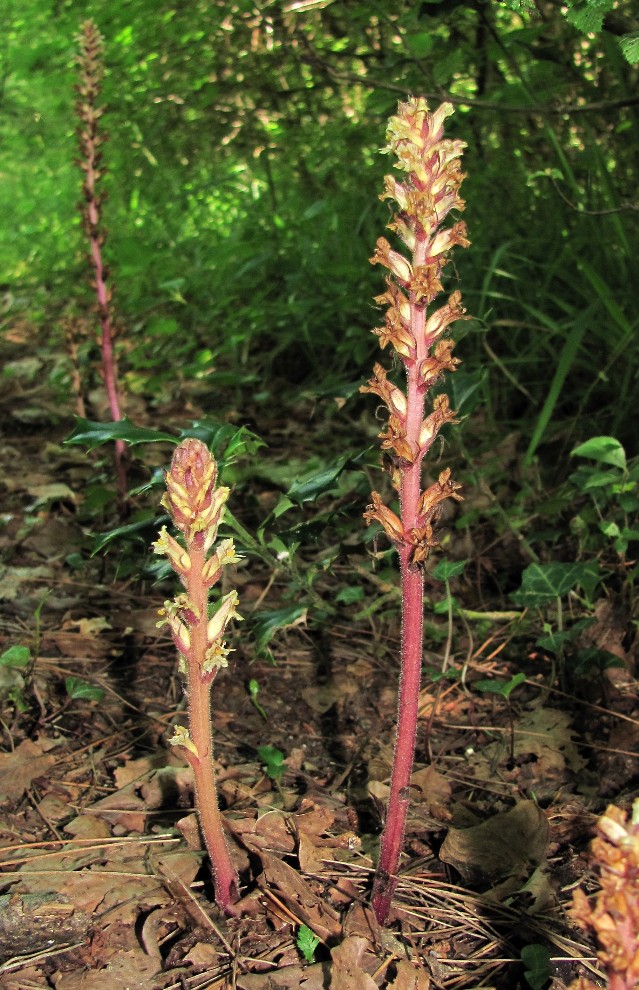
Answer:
top-left (0, 645), bottom-right (31, 668)
top-left (257, 744), bottom-right (287, 783)
top-left (65, 677), bottom-right (105, 701)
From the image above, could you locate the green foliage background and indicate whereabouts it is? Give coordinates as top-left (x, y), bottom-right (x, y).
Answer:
top-left (2, 0), bottom-right (638, 454)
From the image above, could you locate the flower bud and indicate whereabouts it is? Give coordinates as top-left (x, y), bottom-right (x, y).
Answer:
top-left (370, 238), bottom-right (413, 284)
top-left (363, 492), bottom-right (405, 543)
top-left (164, 438), bottom-right (220, 541)
top-left (206, 591), bottom-right (242, 647)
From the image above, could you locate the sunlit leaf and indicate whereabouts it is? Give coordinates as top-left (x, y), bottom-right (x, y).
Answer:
top-left (571, 436), bottom-right (626, 471)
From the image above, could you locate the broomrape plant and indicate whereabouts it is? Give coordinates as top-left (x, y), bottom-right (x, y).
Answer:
top-left (154, 438), bottom-right (242, 916)
top-left (75, 21), bottom-right (128, 506)
top-left (362, 98), bottom-right (469, 924)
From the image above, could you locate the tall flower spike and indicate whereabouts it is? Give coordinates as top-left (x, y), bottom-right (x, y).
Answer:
top-left (75, 21), bottom-right (128, 509)
top-left (156, 439), bottom-right (242, 917)
top-left (361, 98), bottom-right (470, 926)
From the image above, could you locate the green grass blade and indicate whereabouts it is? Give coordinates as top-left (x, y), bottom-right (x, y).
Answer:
top-left (524, 307), bottom-right (594, 465)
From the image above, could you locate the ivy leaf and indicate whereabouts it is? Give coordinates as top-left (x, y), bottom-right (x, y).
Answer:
top-left (90, 511), bottom-right (161, 554)
top-left (287, 455), bottom-right (352, 504)
top-left (511, 562), bottom-right (598, 607)
top-left (521, 943), bottom-right (552, 990)
top-left (178, 420), bottom-right (264, 461)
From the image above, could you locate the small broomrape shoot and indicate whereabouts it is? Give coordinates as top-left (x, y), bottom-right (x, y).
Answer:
top-left (362, 98), bottom-right (469, 924)
top-left (154, 438), bottom-right (242, 916)
top-left (568, 800), bottom-right (639, 990)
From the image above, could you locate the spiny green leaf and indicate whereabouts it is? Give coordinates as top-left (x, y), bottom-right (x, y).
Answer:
top-left (64, 417), bottom-right (177, 449)
top-left (252, 605), bottom-right (307, 652)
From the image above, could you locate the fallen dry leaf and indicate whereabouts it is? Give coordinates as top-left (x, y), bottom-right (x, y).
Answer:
top-left (50, 948), bottom-right (162, 989)
top-left (0, 738), bottom-right (58, 804)
top-left (259, 851), bottom-right (342, 942)
top-left (237, 963), bottom-right (328, 989)
top-left (329, 935), bottom-right (378, 990)
top-left (387, 960), bottom-right (431, 989)
top-left (439, 799), bottom-right (549, 884)
top-left (0, 564), bottom-right (55, 601)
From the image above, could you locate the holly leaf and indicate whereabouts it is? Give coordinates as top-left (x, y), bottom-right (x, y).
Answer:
top-left (65, 417), bottom-right (177, 449)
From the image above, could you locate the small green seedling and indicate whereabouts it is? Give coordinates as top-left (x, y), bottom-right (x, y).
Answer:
top-left (432, 557), bottom-right (468, 616)
top-left (297, 924), bottom-right (320, 963)
top-left (257, 745), bottom-right (287, 785)
top-left (248, 678), bottom-right (267, 719)
top-left (521, 943), bottom-right (552, 989)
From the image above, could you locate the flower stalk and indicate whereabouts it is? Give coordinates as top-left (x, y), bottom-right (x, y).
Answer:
top-left (154, 439), bottom-right (242, 916)
top-left (75, 20), bottom-right (128, 505)
top-left (362, 99), bottom-right (469, 925)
